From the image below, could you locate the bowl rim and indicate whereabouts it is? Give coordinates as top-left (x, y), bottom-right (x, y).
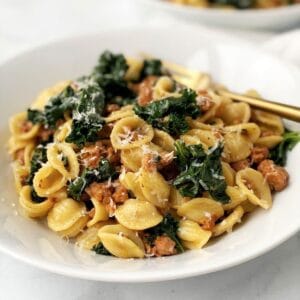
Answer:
top-left (0, 27), bottom-right (300, 282)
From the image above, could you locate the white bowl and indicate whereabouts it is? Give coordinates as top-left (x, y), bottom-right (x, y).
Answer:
top-left (139, 0), bottom-right (300, 30)
top-left (0, 27), bottom-right (300, 282)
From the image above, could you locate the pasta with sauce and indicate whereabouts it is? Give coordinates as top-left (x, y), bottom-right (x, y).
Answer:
top-left (8, 50), bottom-right (298, 259)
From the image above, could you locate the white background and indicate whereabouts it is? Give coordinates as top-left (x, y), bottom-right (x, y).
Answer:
top-left (1, 0), bottom-right (300, 299)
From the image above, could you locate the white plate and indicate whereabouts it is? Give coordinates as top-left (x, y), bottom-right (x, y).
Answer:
top-left (140, 0), bottom-right (300, 30)
top-left (0, 27), bottom-right (300, 282)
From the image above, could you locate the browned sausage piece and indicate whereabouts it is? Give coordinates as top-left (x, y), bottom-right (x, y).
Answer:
top-left (153, 236), bottom-right (176, 256)
top-left (257, 159), bottom-right (289, 192)
top-left (137, 76), bottom-right (157, 106)
top-left (196, 90), bottom-right (214, 112)
top-left (250, 146), bottom-right (269, 164)
top-left (231, 159), bottom-right (250, 172)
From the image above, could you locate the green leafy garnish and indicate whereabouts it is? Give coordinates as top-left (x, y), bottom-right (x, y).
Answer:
top-left (92, 50), bottom-right (134, 100)
top-left (27, 86), bottom-right (76, 129)
top-left (64, 80), bottom-right (105, 147)
top-left (67, 159), bottom-right (116, 201)
top-left (133, 89), bottom-right (200, 135)
top-left (269, 130), bottom-right (300, 166)
top-left (92, 242), bottom-right (111, 256)
top-left (173, 141), bottom-right (229, 203)
top-left (27, 145), bottom-right (48, 184)
top-left (31, 187), bottom-right (46, 203)
top-left (145, 213), bottom-right (184, 253)
top-left (140, 59), bottom-right (164, 79)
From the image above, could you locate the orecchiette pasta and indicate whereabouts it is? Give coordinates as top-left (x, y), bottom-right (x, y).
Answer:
top-left (115, 199), bottom-right (162, 230)
top-left (47, 198), bottom-right (87, 233)
top-left (178, 220), bottom-right (212, 249)
top-left (139, 168), bottom-right (170, 208)
top-left (213, 206), bottom-right (244, 237)
top-left (19, 185), bottom-right (54, 218)
top-left (110, 116), bottom-right (154, 149)
top-left (8, 51), bottom-right (294, 258)
top-left (33, 164), bottom-right (67, 197)
top-left (236, 168), bottom-right (272, 209)
top-left (177, 198), bottom-right (224, 224)
top-left (98, 224), bottom-right (145, 258)
top-left (9, 112), bottom-right (40, 141)
top-left (47, 143), bottom-right (79, 179)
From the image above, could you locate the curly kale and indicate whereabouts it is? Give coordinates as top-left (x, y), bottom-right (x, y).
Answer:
top-left (145, 213), bottom-right (184, 253)
top-left (140, 59), bottom-right (164, 79)
top-left (173, 141), bottom-right (229, 203)
top-left (27, 86), bottom-right (76, 129)
top-left (92, 242), bottom-right (111, 256)
top-left (133, 89), bottom-right (200, 136)
top-left (92, 50), bottom-right (134, 101)
top-left (65, 80), bottom-right (105, 147)
top-left (67, 159), bottom-right (117, 201)
top-left (31, 187), bottom-right (46, 203)
top-left (269, 130), bottom-right (300, 166)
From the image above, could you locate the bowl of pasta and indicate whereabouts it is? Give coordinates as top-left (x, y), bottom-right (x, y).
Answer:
top-left (0, 27), bottom-right (300, 282)
top-left (139, 0), bottom-right (300, 29)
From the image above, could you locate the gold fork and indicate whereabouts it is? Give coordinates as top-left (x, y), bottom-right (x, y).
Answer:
top-left (142, 54), bottom-right (300, 122)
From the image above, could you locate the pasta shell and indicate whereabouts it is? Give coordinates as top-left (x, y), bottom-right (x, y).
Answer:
top-left (19, 185), bottom-right (54, 218)
top-left (54, 120), bottom-right (72, 143)
top-left (169, 186), bottom-right (188, 209)
top-left (115, 199), bottom-right (163, 230)
top-left (120, 171), bottom-right (148, 202)
top-left (87, 197), bottom-right (109, 227)
top-left (9, 112), bottom-right (40, 141)
top-left (33, 163), bottom-right (67, 197)
top-left (31, 80), bottom-right (72, 109)
top-left (255, 135), bottom-right (283, 149)
top-left (213, 206), bottom-right (244, 237)
top-left (236, 168), bottom-right (272, 209)
top-left (178, 219), bottom-right (212, 250)
top-left (139, 168), bottom-right (170, 208)
top-left (221, 102), bottom-right (251, 125)
top-left (110, 116), bottom-right (154, 150)
top-left (47, 143), bottom-right (79, 179)
top-left (221, 162), bottom-right (236, 186)
top-left (223, 186), bottom-right (247, 211)
top-left (152, 129), bottom-right (175, 152)
top-left (98, 224), bottom-right (144, 258)
top-left (177, 198), bottom-right (224, 224)
top-left (58, 215), bottom-right (89, 238)
top-left (47, 198), bottom-right (86, 232)
top-left (104, 105), bottom-right (134, 123)
top-left (125, 58), bottom-right (143, 81)
top-left (76, 221), bottom-right (113, 250)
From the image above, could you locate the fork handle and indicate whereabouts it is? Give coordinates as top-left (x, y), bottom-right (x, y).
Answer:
top-left (217, 90), bottom-right (300, 123)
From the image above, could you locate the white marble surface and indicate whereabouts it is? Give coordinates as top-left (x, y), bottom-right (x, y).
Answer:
top-left (1, 0), bottom-right (300, 299)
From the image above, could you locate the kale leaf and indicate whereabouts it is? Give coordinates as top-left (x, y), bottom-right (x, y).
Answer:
top-left (27, 145), bottom-right (48, 184)
top-left (92, 242), bottom-right (111, 256)
top-left (173, 141), bottom-right (229, 203)
top-left (92, 50), bottom-right (134, 101)
top-left (67, 159), bottom-right (117, 201)
top-left (65, 80), bottom-right (105, 147)
top-left (133, 88), bottom-right (200, 136)
top-left (145, 213), bottom-right (184, 253)
top-left (140, 59), bottom-right (164, 79)
top-left (31, 187), bottom-right (46, 203)
top-left (27, 86), bottom-right (76, 129)
top-left (269, 130), bottom-right (300, 166)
